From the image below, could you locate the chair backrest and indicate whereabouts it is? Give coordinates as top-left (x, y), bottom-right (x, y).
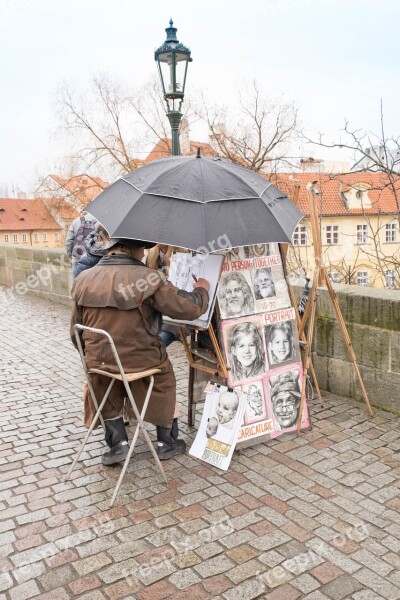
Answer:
top-left (74, 324), bottom-right (126, 379)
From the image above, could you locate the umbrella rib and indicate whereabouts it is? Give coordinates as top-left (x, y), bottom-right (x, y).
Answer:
top-left (121, 178), bottom-right (144, 194)
top-left (122, 177), bottom-right (259, 203)
top-left (260, 183), bottom-right (274, 195)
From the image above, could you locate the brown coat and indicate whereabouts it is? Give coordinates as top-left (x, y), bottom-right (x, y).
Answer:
top-left (71, 256), bottom-right (209, 428)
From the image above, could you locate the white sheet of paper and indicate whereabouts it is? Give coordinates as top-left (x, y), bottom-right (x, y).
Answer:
top-left (189, 383), bottom-right (247, 471)
top-left (165, 252), bottom-right (224, 328)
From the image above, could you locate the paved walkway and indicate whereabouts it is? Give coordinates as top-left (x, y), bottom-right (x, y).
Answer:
top-left (1, 292), bottom-right (400, 600)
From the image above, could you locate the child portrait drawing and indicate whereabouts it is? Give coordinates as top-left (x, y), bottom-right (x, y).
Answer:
top-left (226, 320), bottom-right (266, 384)
top-left (206, 416), bottom-right (219, 438)
top-left (266, 321), bottom-right (295, 366)
top-left (215, 390), bottom-right (239, 429)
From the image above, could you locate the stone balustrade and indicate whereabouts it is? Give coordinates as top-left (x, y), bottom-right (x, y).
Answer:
top-left (1, 244), bottom-right (399, 412)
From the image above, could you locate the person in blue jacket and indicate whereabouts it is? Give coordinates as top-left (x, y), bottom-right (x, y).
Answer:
top-left (73, 223), bottom-right (109, 278)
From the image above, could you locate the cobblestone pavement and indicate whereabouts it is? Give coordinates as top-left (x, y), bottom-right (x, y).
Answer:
top-left (1, 292), bottom-right (400, 600)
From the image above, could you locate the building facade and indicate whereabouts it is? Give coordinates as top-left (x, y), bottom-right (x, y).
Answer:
top-left (272, 172), bottom-right (400, 289)
top-left (0, 199), bottom-right (63, 248)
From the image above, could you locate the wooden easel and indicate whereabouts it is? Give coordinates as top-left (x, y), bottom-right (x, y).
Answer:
top-left (294, 182), bottom-right (373, 433)
top-left (280, 180), bottom-right (323, 410)
top-left (180, 324), bottom-right (228, 426)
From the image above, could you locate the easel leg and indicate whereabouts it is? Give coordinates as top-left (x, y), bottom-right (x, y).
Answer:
top-left (286, 278), bottom-right (323, 408)
top-left (188, 364), bottom-right (195, 427)
top-left (297, 272), bottom-right (319, 435)
top-left (323, 272), bottom-right (374, 416)
top-left (309, 360), bottom-right (323, 405)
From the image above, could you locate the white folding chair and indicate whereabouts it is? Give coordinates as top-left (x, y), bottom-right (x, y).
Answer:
top-left (66, 324), bottom-right (167, 506)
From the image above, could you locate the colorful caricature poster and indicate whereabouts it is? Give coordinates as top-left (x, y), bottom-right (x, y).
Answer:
top-left (189, 382), bottom-right (246, 470)
top-left (218, 249), bottom-right (290, 320)
top-left (221, 316), bottom-right (267, 387)
top-left (264, 362), bottom-right (310, 439)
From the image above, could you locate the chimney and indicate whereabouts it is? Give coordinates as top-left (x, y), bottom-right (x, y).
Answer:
top-left (180, 118), bottom-right (190, 155)
top-left (209, 122), bottom-right (226, 152)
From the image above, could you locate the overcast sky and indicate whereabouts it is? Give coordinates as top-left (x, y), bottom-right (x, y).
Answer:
top-left (0, 0), bottom-right (398, 193)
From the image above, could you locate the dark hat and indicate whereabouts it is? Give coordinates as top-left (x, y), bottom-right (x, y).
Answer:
top-left (104, 238), bottom-right (156, 250)
top-left (270, 370), bottom-right (301, 399)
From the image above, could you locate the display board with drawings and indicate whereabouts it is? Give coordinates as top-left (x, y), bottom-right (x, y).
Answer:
top-left (217, 244), bottom-right (310, 445)
top-left (218, 244), bottom-right (291, 320)
top-left (189, 382), bottom-right (247, 471)
top-left (164, 251), bottom-right (225, 328)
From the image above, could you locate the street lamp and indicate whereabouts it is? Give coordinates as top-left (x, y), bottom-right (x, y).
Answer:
top-left (155, 19), bottom-right (192, 156)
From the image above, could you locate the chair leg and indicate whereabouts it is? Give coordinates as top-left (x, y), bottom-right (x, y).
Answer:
top-left (109, 376), bottom-right (167, 507)
top-left (65, 379), bottom-right (115, 481)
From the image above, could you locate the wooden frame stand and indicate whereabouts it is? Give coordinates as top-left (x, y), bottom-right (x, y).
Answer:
top-left (180, 324), bottom-right (228, 426)
top-left (294, 182), bottom-right (373, 433)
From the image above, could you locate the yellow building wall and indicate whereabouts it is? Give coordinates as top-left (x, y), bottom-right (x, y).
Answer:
top-left (0, 230), bottom-right (63, 249)
top-left (288, 214), bottom-right (399, 288)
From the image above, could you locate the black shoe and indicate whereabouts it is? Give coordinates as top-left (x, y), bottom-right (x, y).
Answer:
top-left (156, 418), bottom-right (186, 461)
top-left (101, 440), bottom-right (129, 465)
top-left (102, 417), bottom-right (129, 466)
top-left (157, 438), bottom-right (186, 461)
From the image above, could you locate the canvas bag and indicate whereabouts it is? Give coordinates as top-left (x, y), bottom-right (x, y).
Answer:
top-left (72, 216), bottom-right (97, 259)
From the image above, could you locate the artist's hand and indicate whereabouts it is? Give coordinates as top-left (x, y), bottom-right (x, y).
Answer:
top-left (194, 278), bottom-right (210, 292)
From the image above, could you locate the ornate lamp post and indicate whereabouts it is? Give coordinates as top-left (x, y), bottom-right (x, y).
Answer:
top-left (155, 20), bottom-right (192, 156)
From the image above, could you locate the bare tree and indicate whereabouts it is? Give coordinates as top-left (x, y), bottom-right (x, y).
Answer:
top-left (55, 74), bottom-right (195, 180)
top-left (195, 81), bottom-right (300, 172)
top-left (309, 101), bottom-right (400, 222)
top-left (299, 106), bottom-right (400, 288)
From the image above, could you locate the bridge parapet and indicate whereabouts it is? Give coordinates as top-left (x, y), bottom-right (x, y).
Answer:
top-left (1, 244), bottom-right (399, 412)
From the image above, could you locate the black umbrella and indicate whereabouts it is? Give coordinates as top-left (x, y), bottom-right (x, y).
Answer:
top-left (86, 155), bottom-right (303, 253)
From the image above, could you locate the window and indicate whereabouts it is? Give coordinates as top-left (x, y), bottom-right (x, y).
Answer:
top-left (54, 232), bottom-right (59, 242)
top-left (385, 223), bottom-right (397, 243)
top-left (385, 269), bottom-right (398, 289)
top-left (356, 224), bottom-right (368, 244)
top-left (42, 233), bottom-right (47, 242)
top-left (356, 270), bottom-right (369, 286)
top-left (13, 234), bottom-right (18, 243)
top-left (329, 272), bottom-right (341, 284)
top-left (292, 225), bottom-right (308, 246)
top-left (33, 233), bottom-right (39, 242)
top-left (325, 225), bottom-right (339, 245)
top-left (22, 234), bottom-right (27, 243)
top-left (4, 234), bottom-right (9, 243)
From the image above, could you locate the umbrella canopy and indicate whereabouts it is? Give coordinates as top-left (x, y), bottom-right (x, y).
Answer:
top-left (85, 155), bottom-right (303, 253)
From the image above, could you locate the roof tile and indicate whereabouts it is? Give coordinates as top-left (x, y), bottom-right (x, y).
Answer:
top-left (271, 172), bottom-right (400, 216)
top-left (0, 199), bottom-right (62, 231)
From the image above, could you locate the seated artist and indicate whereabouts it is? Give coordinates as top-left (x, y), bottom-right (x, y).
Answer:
top-left (71, 237), bottom-right (210, 465)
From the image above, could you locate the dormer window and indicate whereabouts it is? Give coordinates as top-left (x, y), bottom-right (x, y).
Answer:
top-left (21, 208), bottom-right (27, 211)
top-left (342, 182), bottom-right (372, 209)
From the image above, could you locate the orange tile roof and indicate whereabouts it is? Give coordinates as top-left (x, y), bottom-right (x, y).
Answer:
top-left (145, 139), bottom-right (215, 163)
top-left (270, 172), bottom-right (400, 216)
top-left (0, 199), bottom-right (61, 231)
top-left (41, 197), bottom-right (79, 220)
top-left (49, 174), bottom-right (108, 203)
